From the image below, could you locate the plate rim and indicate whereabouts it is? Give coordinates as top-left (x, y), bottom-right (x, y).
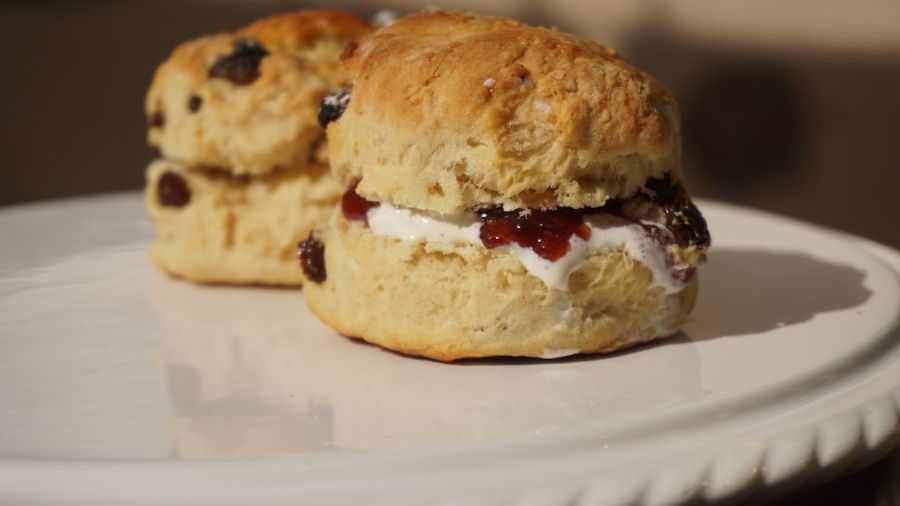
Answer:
top-left (1, 194), bottom-right (899, 505)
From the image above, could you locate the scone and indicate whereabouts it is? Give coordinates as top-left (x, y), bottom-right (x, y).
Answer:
top-left (300, 12), bottom-right (710, 361)
top-left (146, 159), bottom-right (339, 285)
top-left (143, 10), bottom-right (370, 285)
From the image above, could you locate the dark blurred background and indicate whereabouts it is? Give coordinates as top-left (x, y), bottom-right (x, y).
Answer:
top-left (1, 0), bottom-right (899, 250)
top-left (0, 1), bottom-right (899, 502)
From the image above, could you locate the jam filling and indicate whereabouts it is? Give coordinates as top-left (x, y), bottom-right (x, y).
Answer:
top-left (157, 171), bottom-right (191, 208)
top-left (478, 207), bottom-right (591, 261)
top-left (341, 179), bottom-right (379, 222)
top-left (298, 232), bottom-right (327, 283)
top-left (340, 176), bottom-right (709, 267)
top-left (208, 39), bottom-right (269, 85)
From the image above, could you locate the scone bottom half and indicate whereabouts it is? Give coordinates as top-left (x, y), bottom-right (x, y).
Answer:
top-left (299, 175), bottom-right (709, 362)
top-left (145, 159), bottom-right (341, 287)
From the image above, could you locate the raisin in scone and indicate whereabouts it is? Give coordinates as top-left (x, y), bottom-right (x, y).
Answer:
top-left (143, 10), bottom-right (369, 285)
top-left (145, 10), bottom-right (370, 175)
top-left (300, 11), bottom-right (710, 361)
top-left (146, 159), bottom-right (340, 285)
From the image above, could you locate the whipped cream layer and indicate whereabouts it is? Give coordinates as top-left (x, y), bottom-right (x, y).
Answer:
top-left (366, 203), bottom-right (689, 293)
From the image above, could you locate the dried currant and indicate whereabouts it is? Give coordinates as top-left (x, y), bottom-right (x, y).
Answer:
top-left (298, 233), bottom-right (326, 283)
top-left (208, 39), bottom-right (269, 85)
top-left (644, 175), bottom-right (711, 249)
top-left (157, 171), bottom-right (191, 208)
top-left (187, 95), bottom-right (202, 112)
top-left (318, 90), bottom-right (350, 127)
top-left (149, 111), bottom-right (165, 128)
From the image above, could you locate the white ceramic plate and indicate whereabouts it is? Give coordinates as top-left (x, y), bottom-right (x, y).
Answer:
top-left (1, 193), bottom-right (898, 506)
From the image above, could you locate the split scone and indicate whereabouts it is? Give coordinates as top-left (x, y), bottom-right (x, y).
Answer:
top-left (300, 12), bottom-right (710, 360)
top-left (143, 10), bottom-right (370, 285)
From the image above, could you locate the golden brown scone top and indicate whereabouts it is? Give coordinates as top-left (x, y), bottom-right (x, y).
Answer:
top-left (149, 9), bottom-right (370, 91)
top-left (328, 11), bottom-right (682, 212)
top-left (145, 10), bottom-right (370, 176)
top-left (239, 10), bottom-right (370, 79)
top-left (241, 10), bottom-right (370, 46)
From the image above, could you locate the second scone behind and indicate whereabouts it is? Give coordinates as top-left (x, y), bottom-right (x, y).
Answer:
top-left (142, 10), bottom-right (370, 286)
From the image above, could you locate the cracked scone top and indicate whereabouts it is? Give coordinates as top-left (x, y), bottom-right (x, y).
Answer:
top-left (145, 10), bottom-right (370, 176)
top-left (327, 11), bottom-right (681, 212)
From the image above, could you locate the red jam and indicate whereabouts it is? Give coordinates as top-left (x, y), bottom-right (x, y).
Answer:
top-left (477, 207), bottom-right (592, 261)
top-left (337, 175), bottom-right (709, 272)
top-left (341, 180), bottom-right (379, 223)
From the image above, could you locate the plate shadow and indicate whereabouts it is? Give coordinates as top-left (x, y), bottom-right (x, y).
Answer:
top-left (338, 248), bottom-right (875, 365)
top-left (687, 248), bottom-right (873, 341)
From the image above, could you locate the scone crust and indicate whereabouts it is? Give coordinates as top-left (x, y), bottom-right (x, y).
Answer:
top-left (301, 211), bottom-right (697, 361)
top-left (145, 159), bottom-right (341, 286)
top-left (145, 10), bottom-right (370, 176)
top-left (329, 11), bottom-right (681, 213)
